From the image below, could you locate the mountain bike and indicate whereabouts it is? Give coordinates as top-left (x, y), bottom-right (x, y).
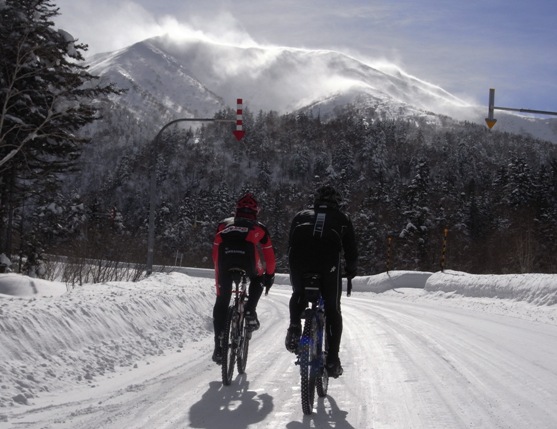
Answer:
top-left (221, 268), bottom-right (251, 386)
top-left (296, 274), bottom-right (352, 415)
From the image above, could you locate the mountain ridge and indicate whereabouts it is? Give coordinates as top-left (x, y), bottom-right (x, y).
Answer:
top-left (86, 35), bottom-right (557, 143)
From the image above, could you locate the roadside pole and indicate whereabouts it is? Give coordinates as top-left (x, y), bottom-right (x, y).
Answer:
top-left (146, 99), bottom-right (245, 275)
top-left (485, 88), bottom-right (557, 130)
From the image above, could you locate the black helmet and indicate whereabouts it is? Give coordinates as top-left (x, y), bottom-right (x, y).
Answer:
top-left (314, 185), bottom-right (342, 208)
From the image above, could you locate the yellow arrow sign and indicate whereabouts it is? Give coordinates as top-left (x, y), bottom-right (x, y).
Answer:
top-left (485, 118), bottom-right (497, 129)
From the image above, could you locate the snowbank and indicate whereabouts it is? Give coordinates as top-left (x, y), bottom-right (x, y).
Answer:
top-left (425, 270), bottom-right (557, 306)
top-left (348, 270), bottom-right (557, 306)
top-left (0, 273), bottom-right (67, 297)
top-left (0, 272), bottom-right (214, 407)
top-left (351, 270), bottom-right (432, 293)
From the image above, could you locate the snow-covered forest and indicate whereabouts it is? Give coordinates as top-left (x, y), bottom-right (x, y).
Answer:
top-left (52, 105), bottom-right (557, 276)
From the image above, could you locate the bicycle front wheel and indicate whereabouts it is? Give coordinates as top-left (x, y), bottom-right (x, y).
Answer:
top-left (237, 319), bottom-right (250, 374)
top-left (221, 306), bottom-right (237, 386)
top-left (300, 311), bottom-right (318, 415)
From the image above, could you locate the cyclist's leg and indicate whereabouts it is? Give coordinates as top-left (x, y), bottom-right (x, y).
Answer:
top-left (321, 256), bottom-right (343, 375)
top-left (245, 276), bottom-right (263, 313)
top-left (284, 271), bottom-right (305, 352)
top-left (289, 249), bottom-right (316, 326)
top-left (245, 276), bottom-right (263, 330)
top-left (288, 270), bottom-right (307, 326)
top-left (213, 272), bottom-right (233, 359)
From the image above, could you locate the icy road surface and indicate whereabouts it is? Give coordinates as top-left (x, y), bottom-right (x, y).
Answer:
top-left (4, 281), bottom-right (557, 428)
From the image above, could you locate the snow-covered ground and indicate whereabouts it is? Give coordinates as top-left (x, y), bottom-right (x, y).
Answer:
top-left (1, 269), bottom-right (556, 428)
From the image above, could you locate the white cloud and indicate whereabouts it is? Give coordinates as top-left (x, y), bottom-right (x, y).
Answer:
top-left (55, 1), bottom-right (260, 56)
top-left (55, 1), bottom-right (158, 54)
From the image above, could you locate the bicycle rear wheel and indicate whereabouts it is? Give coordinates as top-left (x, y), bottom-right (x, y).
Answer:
top-left (237, 320), bottom-right (250, 374)
top-left (316, 314), bottom-right (328, 397)
top-left (221, 306), bottom-right (237, 385)
top-left (300, 311), bottom-right (317, 415)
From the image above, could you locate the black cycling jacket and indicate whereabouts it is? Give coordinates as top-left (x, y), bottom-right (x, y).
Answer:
top-left (287, 203), bottom-right (358, 275)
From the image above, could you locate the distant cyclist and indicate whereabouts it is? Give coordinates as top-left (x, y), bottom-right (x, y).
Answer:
top-left (285, 185), bottom-right (358, 378)
top-left (211, 193), bottom-right (276, 364)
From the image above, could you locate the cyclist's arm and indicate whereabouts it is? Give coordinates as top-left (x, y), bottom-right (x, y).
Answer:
top-left (259, 224), bottom-right (276, 275)
top-left (212, 223), bottom-right (225, 288)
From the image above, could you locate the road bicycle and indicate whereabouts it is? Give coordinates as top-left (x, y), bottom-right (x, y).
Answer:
top-left (296, 274), bottom-right (352, 415)
top-left (221, 268), bottom-right (251, 386)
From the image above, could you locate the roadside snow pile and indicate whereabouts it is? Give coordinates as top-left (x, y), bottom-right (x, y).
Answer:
top-left (0, 273), bottom-right (67, 297)
top-left (352, 270), bottom-right (432, 293)
top-left (0, 272), bottom-right (214, 407)
top-left (426, 270), bottom-right (557, 306)
top-left (350, 270), bottom-right (557, 306)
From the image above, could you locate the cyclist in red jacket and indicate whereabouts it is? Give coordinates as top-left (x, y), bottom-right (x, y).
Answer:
top-left (211, 193), bottom-right (276, 364)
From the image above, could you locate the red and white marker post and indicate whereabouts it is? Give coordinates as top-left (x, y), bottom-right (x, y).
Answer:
top-left (233, 98), bottom-right (245, 141)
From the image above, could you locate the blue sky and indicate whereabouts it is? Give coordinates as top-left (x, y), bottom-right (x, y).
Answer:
top-left (54, 0), bottom-right (557, 113)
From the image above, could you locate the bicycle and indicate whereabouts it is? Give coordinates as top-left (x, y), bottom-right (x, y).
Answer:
top-left (221, 268), bottom-right (251, 386)
top-left (296, 274), bottom-right (352, 415)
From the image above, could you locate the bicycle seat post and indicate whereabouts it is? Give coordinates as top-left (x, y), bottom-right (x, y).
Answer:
top-left (303, 273), bottom-right (321, 309)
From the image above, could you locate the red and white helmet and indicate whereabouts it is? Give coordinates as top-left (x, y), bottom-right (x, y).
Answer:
top-left (236, 193), bottom-right (259, 215)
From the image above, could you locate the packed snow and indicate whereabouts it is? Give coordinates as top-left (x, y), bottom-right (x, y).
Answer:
top-left (1, 269), bottom-right (556, 428)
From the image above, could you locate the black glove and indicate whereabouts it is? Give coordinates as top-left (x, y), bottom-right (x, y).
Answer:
top-left (345, 262), bottom-right (357, 280)
top-left (263, 273), bottom-right (274, 295)
top-left (263, 273), bottom-right (275, 287)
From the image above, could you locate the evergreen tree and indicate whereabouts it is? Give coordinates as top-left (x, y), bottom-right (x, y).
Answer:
top-left (505, 154), bottom-right (535, 208)
top-left (399, 160), bottom-right (433, 270)
top-left (0, 0), bottom-right (120, 255)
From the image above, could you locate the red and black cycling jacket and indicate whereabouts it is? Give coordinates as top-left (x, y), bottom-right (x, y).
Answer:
top-left (212, 215), bottom-right (276, 292)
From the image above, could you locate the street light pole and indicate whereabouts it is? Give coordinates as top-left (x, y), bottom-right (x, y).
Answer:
top-left (485, 88), bottom-right (557, 129)
top-left (145, 114), bottom-right (243, 275)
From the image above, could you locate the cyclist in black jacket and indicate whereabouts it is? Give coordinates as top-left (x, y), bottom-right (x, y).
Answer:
top-left (285, 185), bottom-right (358, 378)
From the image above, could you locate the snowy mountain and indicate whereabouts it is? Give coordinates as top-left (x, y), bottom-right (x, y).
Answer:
top-left (86, 39), bottom-right (225, 122)
top-left (87, 35), bottom-right (557, 143)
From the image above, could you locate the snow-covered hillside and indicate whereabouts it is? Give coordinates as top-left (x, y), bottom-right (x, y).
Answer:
top-left (1, 270), bottom-right (556, 427)
top-left (86, 35), bottom-right (557, 143)
top-left (86, 41), bottom-right (226, 122)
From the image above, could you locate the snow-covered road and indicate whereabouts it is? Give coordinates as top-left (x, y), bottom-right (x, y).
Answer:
top-left (4, 277), bottom-right (557, 429)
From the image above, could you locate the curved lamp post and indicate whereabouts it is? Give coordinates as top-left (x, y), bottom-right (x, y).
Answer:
top-left (146, 114), bottom-right (243, 275)
top-left (486, 88), bottom-right (557, 129)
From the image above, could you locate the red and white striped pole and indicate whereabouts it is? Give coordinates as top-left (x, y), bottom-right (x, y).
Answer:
top-left (233, 98), bottom-right (245, 141)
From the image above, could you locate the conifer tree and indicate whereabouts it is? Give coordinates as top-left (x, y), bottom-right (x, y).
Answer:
top-left (0, 0), bottom-right (120, 255)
